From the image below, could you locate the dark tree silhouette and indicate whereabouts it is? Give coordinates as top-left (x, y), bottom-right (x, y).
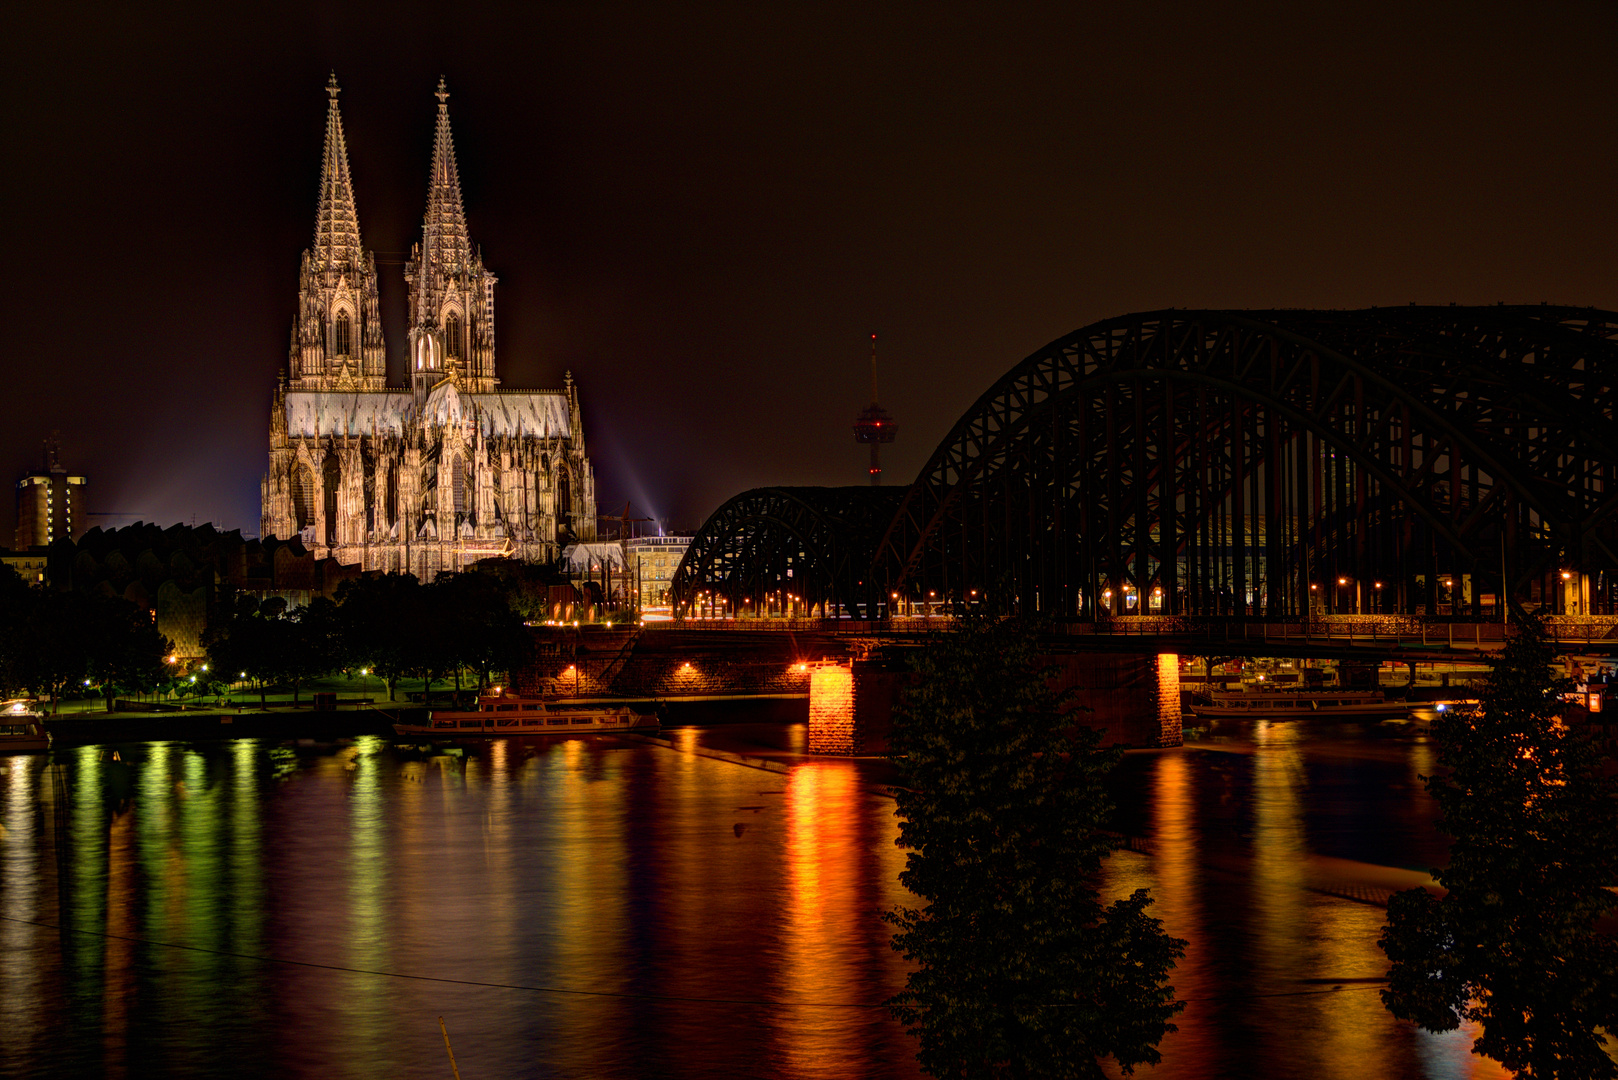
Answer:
top-left (887, 617), bottom-right (1185, 1079)
top-left (1380, 616), bottom-right (1618, 1079)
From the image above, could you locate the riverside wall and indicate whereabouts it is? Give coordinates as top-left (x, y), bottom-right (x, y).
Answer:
top-left (516, 627), bottom-right (1181, 753)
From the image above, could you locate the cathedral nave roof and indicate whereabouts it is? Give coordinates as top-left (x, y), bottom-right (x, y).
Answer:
top-left (282, 388), bottom-right (571, 439)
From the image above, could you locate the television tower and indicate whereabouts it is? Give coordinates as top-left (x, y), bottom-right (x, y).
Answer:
top-left (852, 334), bottom-right (897, 485)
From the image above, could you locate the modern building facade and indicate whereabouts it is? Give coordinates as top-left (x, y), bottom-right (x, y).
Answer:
top-left (261, 77), bottom-right (597, 580)
top-left (15, 439), bottom-right (86, 548)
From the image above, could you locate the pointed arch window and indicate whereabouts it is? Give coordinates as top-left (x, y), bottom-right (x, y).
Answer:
top-left (452, 455), bottom-right (467, 517)
top-left (334, 311), bottom-right (352, 357)
top-left (323, 451), bottom-right (342, 547)
top-left (292, 465), bottom-right (315, 530)
top-left (386, 465), bottom-right (398, 527)
top-left (445, 312), bottom-right (463, 359)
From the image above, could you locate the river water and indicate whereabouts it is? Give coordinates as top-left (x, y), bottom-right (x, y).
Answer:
top-left (0, 719), bottom-right (1514, 1079)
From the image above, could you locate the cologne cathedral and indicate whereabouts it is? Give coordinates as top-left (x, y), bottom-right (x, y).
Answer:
top-left (261, 77), bottom-right (597, 578)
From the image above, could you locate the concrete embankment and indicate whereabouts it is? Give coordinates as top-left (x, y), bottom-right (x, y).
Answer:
top-left (43, 708), bottom-right (407, 746)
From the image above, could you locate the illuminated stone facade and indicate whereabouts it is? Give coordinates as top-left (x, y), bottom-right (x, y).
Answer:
top-left (262, 77), bottom-right (596, 579)
top-left (624, 535), bottom-right (692, 608)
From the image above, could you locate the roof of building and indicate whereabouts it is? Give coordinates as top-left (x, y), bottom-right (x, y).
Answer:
top-left (283, 388), bottom-right (571, 439)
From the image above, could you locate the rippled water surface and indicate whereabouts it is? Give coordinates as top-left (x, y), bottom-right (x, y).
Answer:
top-left (1, 719), bottom-right (1520, 1079)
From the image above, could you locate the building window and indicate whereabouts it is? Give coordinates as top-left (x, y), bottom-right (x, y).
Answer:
top-left (445, 312), bottom-right (462, 359)
top-left (334, 311), bottom-right (352, 357)
top-left (323, 452), bottom-right (342, 546)
top-left (292, 465), bottom-right (315, 529)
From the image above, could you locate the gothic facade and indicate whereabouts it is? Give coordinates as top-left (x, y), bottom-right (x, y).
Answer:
top-left (262, 77), bottom-right (597, 578)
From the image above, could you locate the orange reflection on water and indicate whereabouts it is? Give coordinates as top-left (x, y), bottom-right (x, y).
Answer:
top-left (779, 761), bottom-right (866, 1078)
top-left (1148, 751), bottom-right (1212, 1069)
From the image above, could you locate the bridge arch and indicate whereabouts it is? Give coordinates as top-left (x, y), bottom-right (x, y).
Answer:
top-left (670, 486), bottom-right (906, 618)
top-left (873, 307), bottom-right (1618, 619)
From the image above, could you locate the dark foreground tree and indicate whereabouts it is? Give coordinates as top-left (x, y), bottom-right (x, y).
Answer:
top-left (1380, 615), bottom-right (1618, 1079)
top-left (887, 618), bottom-right (1185, 1079)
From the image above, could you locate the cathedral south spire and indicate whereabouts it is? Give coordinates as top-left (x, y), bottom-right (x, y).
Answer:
top-left (406, 77), bottom-right (498, 393)
top-left (292, 73), bottom-right (386, 391)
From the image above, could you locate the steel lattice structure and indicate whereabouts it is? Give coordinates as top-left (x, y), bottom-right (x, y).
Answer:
top-left (670, 487), bottom-right (906, 618)
top-left (872, 306), bottom-right (1618, 619)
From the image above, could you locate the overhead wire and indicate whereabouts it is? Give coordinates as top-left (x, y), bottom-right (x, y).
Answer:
top-left (0, 914), bottom-right (1384, 1008)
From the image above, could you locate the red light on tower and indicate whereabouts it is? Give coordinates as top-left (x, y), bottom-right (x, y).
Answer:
top-left (853, 333), bottom-right (897, 485)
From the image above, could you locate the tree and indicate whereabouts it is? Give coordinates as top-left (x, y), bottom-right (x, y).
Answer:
top-left (281, 596), bottom-right (342, 705)
top-left (0, 567), bottom-right (36, 698)
top-left (82, 594), bottom-right (172, 712)
top-left (886, 617), bottom-right (1185, 1079)
top-left (1379, 615), bottom-right (1618, 1079)
top-left (203, 594), bottom-right (284, 707)
top-left (336, 574), bottom-right (421, 701)
top-left (18, 590), bottom-right (95, 713)
top-left (433, 571), bottom-right (528, 691)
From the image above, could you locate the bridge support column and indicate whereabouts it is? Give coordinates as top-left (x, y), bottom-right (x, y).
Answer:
top-left (808, 661), bottom-right (901, 755)
top-left (1045, 651), bottom-right (1183, 748)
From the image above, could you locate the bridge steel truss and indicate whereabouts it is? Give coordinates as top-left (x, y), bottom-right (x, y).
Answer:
top-left (871, 307), bottom-right (1618, 620)
top-left (670, 486), bottom-right (906, 619)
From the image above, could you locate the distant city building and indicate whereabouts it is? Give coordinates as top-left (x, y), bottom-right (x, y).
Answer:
top-left (0, 548), bottom-right (49, 585)
top-left (261, 76), bottom-right (597, 581)
top-left (624, 535), bottom-right (692, 608)
top-left (15, 438), bottom-right (86, 548)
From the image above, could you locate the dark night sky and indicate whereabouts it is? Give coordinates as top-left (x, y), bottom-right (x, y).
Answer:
top-left (4, 2), bottom-right (1615, 541)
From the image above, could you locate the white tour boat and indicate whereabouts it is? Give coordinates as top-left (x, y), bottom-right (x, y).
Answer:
top-left (1188, 687), bottom-right (1408, 722)
top-left (0, 700), bottom-right (51, 752)
top-left (393, 689), bottom-right (657, 738)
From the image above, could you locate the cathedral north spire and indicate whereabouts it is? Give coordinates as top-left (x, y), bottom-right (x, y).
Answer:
top-left (291, 73), bottom-right (386, 391)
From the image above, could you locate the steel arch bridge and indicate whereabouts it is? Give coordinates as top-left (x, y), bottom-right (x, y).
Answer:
top-left (669, 486), bottom-right (906, 618)
top-left (674, 307), bottom-right (1618, 621)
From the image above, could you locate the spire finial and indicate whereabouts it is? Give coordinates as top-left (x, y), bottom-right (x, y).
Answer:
top-left (436, 77), bottom-right (449, 107)
top-left (327, 72), bottom-right (340, 101)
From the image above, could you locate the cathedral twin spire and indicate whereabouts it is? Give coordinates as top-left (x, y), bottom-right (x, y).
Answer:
top-left (406, 77), bottom-right (498, 393)
top-left (290, 75), bottom-right (496, 394)
top-left (314, 73), bottom-right (363, 266)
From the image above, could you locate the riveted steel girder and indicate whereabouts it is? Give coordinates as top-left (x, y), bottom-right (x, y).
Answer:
top-left (872, 307), bottom-right (1618, 619)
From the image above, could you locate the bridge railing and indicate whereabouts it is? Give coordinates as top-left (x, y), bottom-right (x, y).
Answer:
top-left (663, 613), bottom-right (1618, 647)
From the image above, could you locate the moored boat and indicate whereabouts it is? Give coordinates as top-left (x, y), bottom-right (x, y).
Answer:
top-left (393, 688), bottom-right (657, 738)
top-left (0, 700), bottom-right (51, 752)
top-left (1188, 688), bottom-right (1408, 721)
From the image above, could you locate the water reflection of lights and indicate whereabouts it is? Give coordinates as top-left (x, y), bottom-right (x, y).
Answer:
top-left (1, 755), bottom-right (41, 1061)
top-left (781, 762), bottom-right (865, 1076)
top-left (1149, 752), bottom-right (1209, 1067)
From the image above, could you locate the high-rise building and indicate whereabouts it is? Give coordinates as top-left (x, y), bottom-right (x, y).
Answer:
top-left (261, 76), bottom-right (597, 580)
top-left (15, 438), bottom-right (86, 548)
